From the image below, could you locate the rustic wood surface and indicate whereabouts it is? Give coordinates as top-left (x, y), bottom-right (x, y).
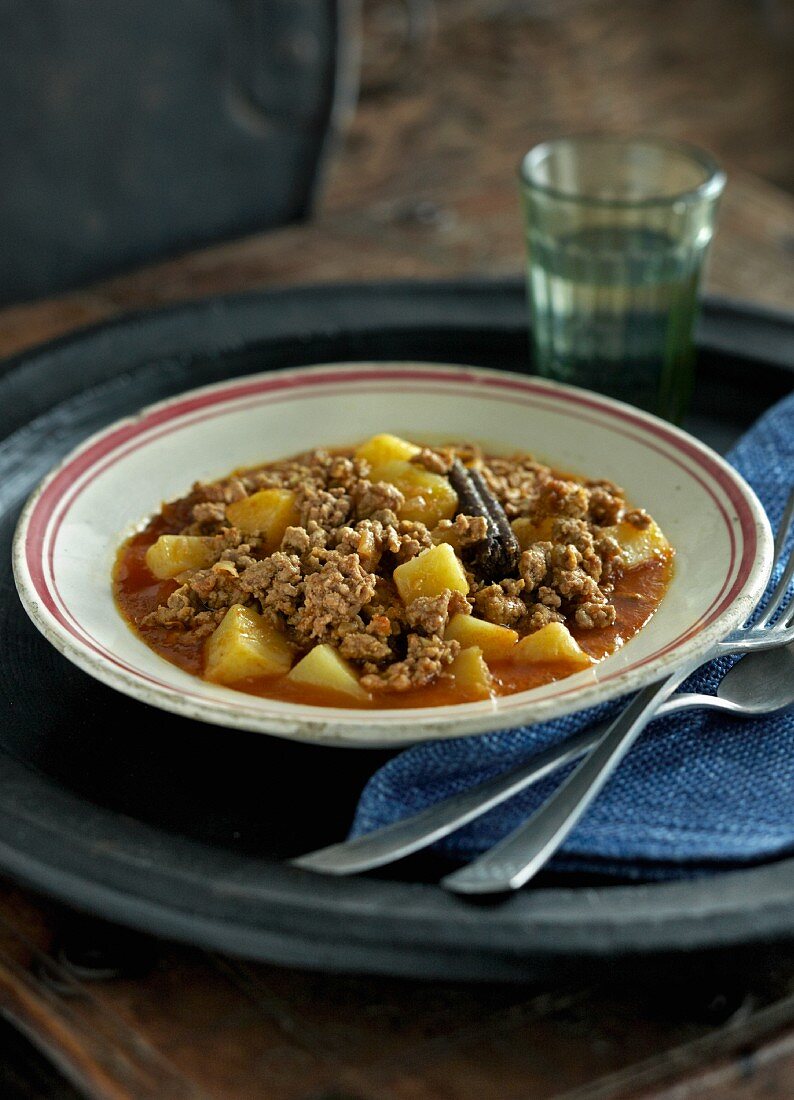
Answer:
top-left (3, 889), bottom-right (794, 1100)
top-left (1, 1), bottom-right (793, 1097)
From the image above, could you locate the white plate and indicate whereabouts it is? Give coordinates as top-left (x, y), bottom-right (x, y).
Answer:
top-left (13, 362), bottom-right (773, 747)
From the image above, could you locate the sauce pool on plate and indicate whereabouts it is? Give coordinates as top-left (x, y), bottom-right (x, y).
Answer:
top-left (113, 436), bottom-right (674, 708)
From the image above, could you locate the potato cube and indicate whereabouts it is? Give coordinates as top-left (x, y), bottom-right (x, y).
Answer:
top-left (602, 519), bottom-right (671, 569)
top-left (445, 614), bottom-right (518, 661)
top-left (511, 622), bottom-right (592, 669)
top-left (511, 515), bottom-right (554, 550)
top-left (226, 488), bottom-right (298, 550)
top-left (393, 543), bottom-right (469, 604)
top-left (145, 534), bottom-right (217, 579)
top-left (447, 647), bottom-right (492, 700)
top-left (368, 460), bottom-right (458, 527)
top-left (355, 433), bottom-right (420, 466)
top-left (287, 644), bottom-right (369, 701)
top-left (205, 605), bottom-right (294, 684)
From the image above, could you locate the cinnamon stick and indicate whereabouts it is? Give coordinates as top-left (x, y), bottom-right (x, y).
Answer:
top-left (448, 459), bottom-right (521, 580)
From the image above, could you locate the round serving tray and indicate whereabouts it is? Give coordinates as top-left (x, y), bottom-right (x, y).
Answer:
top-left (1, 280), bottom-right (793, 981)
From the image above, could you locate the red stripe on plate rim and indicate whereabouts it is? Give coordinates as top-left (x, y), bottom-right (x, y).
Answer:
top-left (46, 386), bottom-right (740, 675)
top-left (21, 365), bottom-right (759, 716)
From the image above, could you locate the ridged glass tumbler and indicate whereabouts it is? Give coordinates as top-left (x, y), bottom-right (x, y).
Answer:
top-left (520, 136), bottom-right (725, 422)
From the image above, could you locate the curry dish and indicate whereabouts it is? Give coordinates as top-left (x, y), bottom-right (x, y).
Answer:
top-left (114, 434), bottom-right (674, 708)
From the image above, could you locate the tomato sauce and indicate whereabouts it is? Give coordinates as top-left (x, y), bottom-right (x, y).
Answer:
top-left (114, 522), bottom-right (673, 710)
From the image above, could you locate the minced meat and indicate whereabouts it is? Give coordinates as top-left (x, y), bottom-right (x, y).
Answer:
top-left (360, 634), bottom-right (460, 693)
top-left (124, 439), bottom-right (666, 698)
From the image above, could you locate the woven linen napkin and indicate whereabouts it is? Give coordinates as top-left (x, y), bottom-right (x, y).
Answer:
top-left (350, 392), bottom-right (794, 877)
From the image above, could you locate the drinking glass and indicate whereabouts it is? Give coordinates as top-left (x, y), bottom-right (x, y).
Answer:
top-left (520, 136), bottom-right (726, 422)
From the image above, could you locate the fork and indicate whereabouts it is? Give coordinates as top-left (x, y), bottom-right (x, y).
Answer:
top-left (442, 489), bottom-right (794, 894)
top-left (293, 489), bottom-right (794, 881)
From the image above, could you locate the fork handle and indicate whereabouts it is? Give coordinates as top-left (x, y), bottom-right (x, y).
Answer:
top-left (292, 687), bottom-right (725, 876)
top-left (441, 659), bottom-right (702, 895)
top-left (292, 722), bottom-right (607, 874)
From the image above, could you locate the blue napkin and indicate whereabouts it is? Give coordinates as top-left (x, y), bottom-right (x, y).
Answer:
top-left (350, 392), bottom-right (794, 877)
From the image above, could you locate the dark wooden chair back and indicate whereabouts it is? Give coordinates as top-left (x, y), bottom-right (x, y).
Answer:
top-left (0, 0), bottom-right (359, 303)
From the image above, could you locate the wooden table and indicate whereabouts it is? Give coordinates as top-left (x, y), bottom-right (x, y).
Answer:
top-left (1, 2), bottom-right (793, 1096)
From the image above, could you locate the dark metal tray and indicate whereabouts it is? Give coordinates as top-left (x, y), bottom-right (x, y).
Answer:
top-left (1, 281), bottom-right (793, 981)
